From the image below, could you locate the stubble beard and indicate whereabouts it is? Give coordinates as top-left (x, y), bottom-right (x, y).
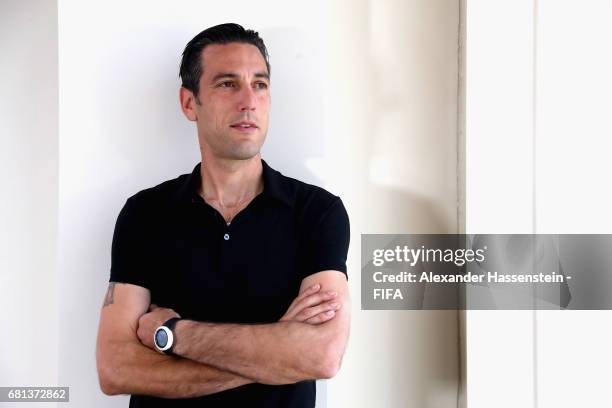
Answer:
top-left (206, 131), bottom-right (266, 161)
top-left (226, 142), bottom-right (261, 160)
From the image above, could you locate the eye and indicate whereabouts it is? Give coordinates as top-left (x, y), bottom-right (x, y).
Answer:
top-left (255, 82), bottom-right (269, 90)
top-left (219, 81), bottom-right (235, 88)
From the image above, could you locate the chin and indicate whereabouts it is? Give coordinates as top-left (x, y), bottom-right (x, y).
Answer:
top-left (229, 138), bottom-right (265, 159)
top-left (227, 146), bottom-right (261, 161)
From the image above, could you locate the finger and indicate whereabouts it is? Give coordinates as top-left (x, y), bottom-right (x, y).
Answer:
top-left (149, 303), bottom-right (158, 311)
top-left (295, 300), bottom-right (341, 322)
top-left (283, 289), bottom-right (335, 321)
top-left (164, 309), bottom-right (181, 319)
top-left (289, 291), bottom-right (337, 319)
top-left (290, 291), bottom-right (337, 317)
top-left (305, 310), bottom-right (336, 325)
top-left (282, 284), bottom-right (322, 320)
top-left (161, 309), bottom-right (181, 319)
top-left (293, 284), bottom-right (322, 305)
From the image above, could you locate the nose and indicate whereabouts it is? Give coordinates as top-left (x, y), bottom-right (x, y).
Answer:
top-left (238, 85), bottom-right (257, 112)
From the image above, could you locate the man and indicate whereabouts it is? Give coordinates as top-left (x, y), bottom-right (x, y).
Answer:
top-left (95, 23), bottom-right (351, 408)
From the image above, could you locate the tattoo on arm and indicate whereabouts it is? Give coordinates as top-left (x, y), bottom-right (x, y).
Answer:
top-left (103, 282), bottom-right (116, 307)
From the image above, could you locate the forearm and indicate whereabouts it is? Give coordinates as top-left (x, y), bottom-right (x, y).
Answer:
top-left (173, 319), bottom-right (341, 385)
top-left (98, 339), bottom-right (253, 398)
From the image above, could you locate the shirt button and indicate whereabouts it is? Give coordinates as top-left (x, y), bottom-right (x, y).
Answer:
top-left (224, 233), bottom-right (230, 241)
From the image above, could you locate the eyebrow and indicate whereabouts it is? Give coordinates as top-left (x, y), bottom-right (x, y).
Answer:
top-left (210, 72), bottom-right (270, 83)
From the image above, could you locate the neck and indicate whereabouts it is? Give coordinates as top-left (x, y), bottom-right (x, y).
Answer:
top-left (198, 152), bottom-right (264, 206)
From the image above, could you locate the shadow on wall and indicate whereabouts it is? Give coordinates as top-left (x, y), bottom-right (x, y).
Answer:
top-left (361, 183), bottom-right (451, 234)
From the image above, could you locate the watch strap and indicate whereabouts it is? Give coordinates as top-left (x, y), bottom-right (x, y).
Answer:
top-left (158, 317), bottom-right (181, 355)
top-left (163, 317), bottom-right (181, 332)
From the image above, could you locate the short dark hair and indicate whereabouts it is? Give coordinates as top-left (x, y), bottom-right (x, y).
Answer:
top-left (179, 23), bottom-right (271, 101)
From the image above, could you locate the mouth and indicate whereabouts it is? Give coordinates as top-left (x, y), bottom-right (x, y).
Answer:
top-left (230, 121), bottom-right (258, 132)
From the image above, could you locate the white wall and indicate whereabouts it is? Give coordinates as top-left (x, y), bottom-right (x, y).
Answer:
top-left (0, 0), bottom-right (59, 401)
top-left (2, 1), bottom-right (461, 407)
top-left (466, 1), bottom-right (612, 407)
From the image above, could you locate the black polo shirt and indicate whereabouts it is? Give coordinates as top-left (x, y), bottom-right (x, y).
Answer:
top-left (109, 159), bottom-right (350, 408)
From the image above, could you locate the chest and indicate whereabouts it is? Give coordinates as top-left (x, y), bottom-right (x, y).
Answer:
top-left (151, 205), bottom-right (305, 323)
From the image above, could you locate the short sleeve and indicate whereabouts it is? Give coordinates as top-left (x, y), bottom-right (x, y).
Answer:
top-left (109, 196), bottom-right (154, 289)
top-left (303, 197), bottom-right (350, 280)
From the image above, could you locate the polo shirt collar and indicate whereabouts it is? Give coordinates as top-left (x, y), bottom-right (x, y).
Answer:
top-left (176, 159), bottom-right (293, 208)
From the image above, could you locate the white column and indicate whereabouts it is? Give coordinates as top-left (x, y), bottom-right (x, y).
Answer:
top-left (535, 1), bottom-right (612, 406)
top-left (465, 1), bottom-right (536, 407)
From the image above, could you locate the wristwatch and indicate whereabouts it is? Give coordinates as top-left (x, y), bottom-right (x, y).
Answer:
top-left (154, 317), bottom-right (181, 355)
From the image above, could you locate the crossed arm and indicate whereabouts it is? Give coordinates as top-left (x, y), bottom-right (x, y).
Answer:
top-left (96, 270), bottom-right (350, 397)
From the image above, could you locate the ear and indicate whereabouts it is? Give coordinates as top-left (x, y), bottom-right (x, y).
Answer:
top-left (179, 87), bottom-right (198, 122)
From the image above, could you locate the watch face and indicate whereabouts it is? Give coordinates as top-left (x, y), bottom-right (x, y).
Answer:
top-left (155, 328), bottom-right (169, 348)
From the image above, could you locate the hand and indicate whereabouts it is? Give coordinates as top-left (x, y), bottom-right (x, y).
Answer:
top-left (280, 284), bottom-right (341, 325)
top-left (137, 304), bottom-right (181, 349)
